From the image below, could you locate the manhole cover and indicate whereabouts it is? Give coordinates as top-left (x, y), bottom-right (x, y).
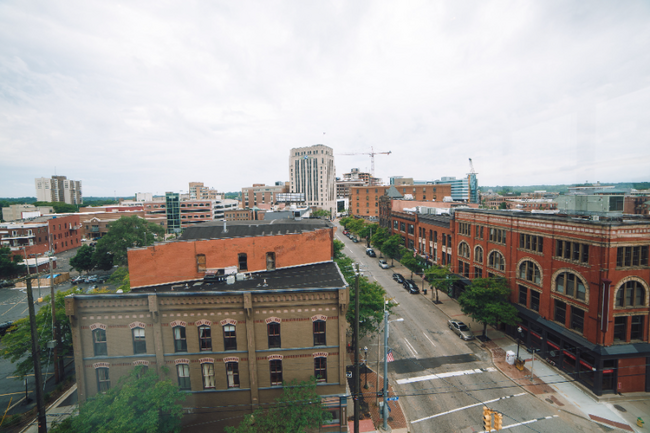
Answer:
top-left (545, 398), bottom-right (554, 404)
top-left (613, 404), bottom-right (627, 412)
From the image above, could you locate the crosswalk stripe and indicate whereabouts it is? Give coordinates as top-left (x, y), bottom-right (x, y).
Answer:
top-left (412, 393), bottom-right (526, 424)
top-left (397, 367), bottom-right (497, 385)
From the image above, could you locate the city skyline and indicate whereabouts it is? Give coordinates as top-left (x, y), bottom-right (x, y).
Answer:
top-left (2, 1), bottom-right (650, 197)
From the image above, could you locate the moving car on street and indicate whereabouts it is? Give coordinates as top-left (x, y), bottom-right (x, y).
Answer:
top-left (448, 319), bottom-right (475, 340)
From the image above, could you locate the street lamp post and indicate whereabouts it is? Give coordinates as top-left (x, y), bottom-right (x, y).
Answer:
top-left (363, 346), bottom-right (369, 389)
top-left (516, 326), bottom-right (522, 360)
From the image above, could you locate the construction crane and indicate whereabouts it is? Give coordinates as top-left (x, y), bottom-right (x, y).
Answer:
top-left (468, 158), bottom-right (478, 175)
top-left (338, 147), bottom-right (392, 177)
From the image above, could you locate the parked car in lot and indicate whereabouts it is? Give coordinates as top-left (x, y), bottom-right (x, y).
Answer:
top-left (378, 259), bottom-right (389, 269)
top-left (392, 273), bottom-right (404, 283)
top-left (403, 279), bottom-right (419, 294)
top-left (366, 248), bottom-right (376, 257)
top-left (448, 319), bottom-right (475, 340)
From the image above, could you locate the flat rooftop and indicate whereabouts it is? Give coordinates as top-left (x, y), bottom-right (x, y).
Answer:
top-left (131, 262), bottom-right (346, 293)
top-left (455, 208), bottom-right (650, 226)
top-left (179, 218), bottom-right (333, 241)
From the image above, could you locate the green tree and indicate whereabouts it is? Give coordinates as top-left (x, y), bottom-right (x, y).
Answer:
top-left (333, 239), bottom-right (345, 260)
top-left (108, 266), bottom-right (131, 292)
top-left (93, 216), bottom-right (165, 266)
top-left (50, 366), bottom-right (186, 433)
top-left (424, 265), bottom-right (458, 303)
top-left (380, 234), bottom-right (401, 266)
top-left (0, 247), bottom-right (25, 279)
top-left (498, 202), bottom-right (507, 209)
top-left (311, 209), bottom-right (330, 218)
top-left (226, 378), bottom-right (330, 433)
top-left (400, 247), bottom-right (424, 280)
top-left (370, 227), bottom-right (390, 253)
top-left (33, 201), bottom-right (78, 213)
top-left (70, 244), bottom-right (96, 274)
top-left (458, 277), bottom-right (519, 338)
top-left (1, 287), bottom-right (82, 377)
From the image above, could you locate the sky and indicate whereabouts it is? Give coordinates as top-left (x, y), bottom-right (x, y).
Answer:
top-left (1, 1), bottom-right (649, 198)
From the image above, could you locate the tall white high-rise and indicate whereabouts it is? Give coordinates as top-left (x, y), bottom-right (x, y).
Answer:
top-left (289, 144), bottom-right (336, 217)
top-left (35, 176), bottom-right (83, 205)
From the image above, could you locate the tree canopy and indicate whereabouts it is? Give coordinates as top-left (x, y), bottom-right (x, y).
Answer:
top-left (33, 201), bottom-right (79, 213)
top-left (424, 265), bottom-right (458, 303)
top-left (334, 246), bottom-right (395, 339)
top-left (1, 287), bottom-right (82, 377)
top-left (458, 277), bottom-right (519, 337)
top-left (399, 247), bottom-right (425, 279)
top-left (380, 234), bottom-right (402, 266)
top-left (69, 244), bottom-right (96, 274)
top-left (50, 366), bottom-right (186, 433)
top-left (225, 377), bottom-right (331, 433)
top-left (0, 247), bottom-right (25, 279)
top-left (93, 216), bottom-right (165, 266)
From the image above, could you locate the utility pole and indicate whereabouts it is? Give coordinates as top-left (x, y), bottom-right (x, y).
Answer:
top-left (353, 264), bottom-right (360, 433)
top-left (49, 257), bottom-right (60, 383)
top-left (26, 278), bottom-right (48, 433)
top-left (382, 311), bottom-right (389, 430)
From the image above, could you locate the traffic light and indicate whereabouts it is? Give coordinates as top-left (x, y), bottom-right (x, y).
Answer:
top-left (494, 412), bottom-right (503, 430)
top-left (483, 407), bottom-right (492, 431)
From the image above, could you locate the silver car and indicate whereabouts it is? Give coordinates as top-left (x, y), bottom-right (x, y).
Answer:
top-left (448, 320), bottom-right (475, 340)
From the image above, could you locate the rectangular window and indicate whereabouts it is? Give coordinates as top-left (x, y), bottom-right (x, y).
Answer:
top-left (570, 308), bottom-right (585, 333)
top-left (519, 234), bottom-right (543, 253)
top-left (173, 326), bottom-right (187, 352)
top-left (631, 316), bottom-right (644, 340)
top-left (238, 253), bottom-right (248, 271)
top-left (433, 231), bottom-right (438, 242)
top-left (96, 368), bottom-right (110, 392)
top-left (226, 362), bottom-right (240, 388)
top-left (314, 357), bottom-right (327, 382)
top-left (489, 228), bottom-right (506, 244)
top-left (554, 300), bottom-right (566, 325)
top-left (196, 254), bottom-right (206, 272)
top-left (313, 320), bottom-right (326, 346)
top-left (400, 222), bottom-right (405, 232)
top-left (268, 323), bottom-right (281, 348)
top-left (199, 326), bottom-right (212, 351)
top-left (393, 220), bottom-right (398, 230)
top-left (458, 222), bottom-right (471, 236)
top-left (518, 285), bottom-right (527, 305)
top-left (132, 328), bottom-right (146, 355)
top-left (616, 246), bottom-right (649, 268)
top-left (530, 291), bottom-right (540, 312)
top-left (266, 252), bottom-right (276, 271)
top-left (270, 360), bottom-right (283, 386)
top-left (408, 224), bottom-right (414, 235)
top-left (202, 363), bottom-right (215, 389)
top-left (93, 329), bottom-right (107, 356)
top-left (556, 240), bottom-right (590, 264)
top-left (223, 325), bottom-right (237, 351)
top-left (177, 364), bottom-right (191, 390)
top-left (474, 267), bottom-right (482, 278)
top-left (613, 316), bottom-right (627, 341)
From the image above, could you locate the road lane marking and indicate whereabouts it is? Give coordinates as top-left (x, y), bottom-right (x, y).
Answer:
top-left (423, 332), bottom-right (436, 347)
top-left (411, 393), bottom-right (526, 424)
top-left (1, 300), bottom-right (26, 316)
top-left (0, 391), bottom-right (32, 397)
top-left (478, 415), bottom-right (558, 432)
top-left (397, 367), bottom-right (497, 385)
top-left (404, 339), bottom-right (418, 357)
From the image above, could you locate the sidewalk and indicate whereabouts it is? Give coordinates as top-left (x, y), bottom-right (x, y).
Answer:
top-left (416, 280), bottom-right (650, 433)
top-left (19, 384), bottom-right (77, 433)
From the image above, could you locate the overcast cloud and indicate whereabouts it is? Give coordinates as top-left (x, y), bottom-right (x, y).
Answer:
top-left (1, 0), bottom-right (649, 197)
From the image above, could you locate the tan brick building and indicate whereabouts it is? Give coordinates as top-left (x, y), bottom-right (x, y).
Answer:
top-left (66, 219), bottom-right (348, 432)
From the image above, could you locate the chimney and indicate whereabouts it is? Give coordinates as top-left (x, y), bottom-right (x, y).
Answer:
top-left (223, 221), bottom-right (227, 233)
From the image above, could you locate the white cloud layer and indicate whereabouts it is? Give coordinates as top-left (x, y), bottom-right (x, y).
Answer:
top-left (1, 0), bottom-right (649, 197)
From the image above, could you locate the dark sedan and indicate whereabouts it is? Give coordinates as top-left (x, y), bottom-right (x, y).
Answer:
top-left (392, 273), bottom-right (405, 283)
top-left (403, 279), bottom-right (419, 294)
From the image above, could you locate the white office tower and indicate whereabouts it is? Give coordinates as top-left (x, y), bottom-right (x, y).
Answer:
top-left (289, 144), bottom-right (336, 218)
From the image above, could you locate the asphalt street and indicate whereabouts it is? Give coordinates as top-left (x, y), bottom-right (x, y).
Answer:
top-left (0, 246), bottom-right (113, 417)
top-left (334, 222), bottom-right (601, 433)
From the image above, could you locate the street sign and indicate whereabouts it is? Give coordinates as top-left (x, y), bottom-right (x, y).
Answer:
top-left (346, 371), bottom-right (352, 378)
top-left (386, 397), bottom-right (399, 401)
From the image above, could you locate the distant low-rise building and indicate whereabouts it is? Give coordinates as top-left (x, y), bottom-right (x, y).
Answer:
top-left (2, 204), bottom-right (54, 222)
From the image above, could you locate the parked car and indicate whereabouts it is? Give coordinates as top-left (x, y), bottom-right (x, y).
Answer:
top-left (366, 248), bottom-right (376, 257)
top-left (392, 273), bottom-right (404, 283)
top-left (343, 230), bottom-right (349, 235)
top-left (448, 319), bottom-right (475, 340)
top-left (403, 279), bottom-right (419, 294)
top-left (378, 259), bottom-right (389, 269)
top-left (0, 321), bottom-right (14, 336)
top-left (71, 276), bottom-right (83, 284)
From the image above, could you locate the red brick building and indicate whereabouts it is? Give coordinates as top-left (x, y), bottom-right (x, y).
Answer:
top-left (350, 184), bottom-right (451, 219)
top-left (0, 222), bottom-right (50, 257)
top-left (43, 214), bottom-right (82, 253)
top-left (454, 209), bottom-right (650, 395)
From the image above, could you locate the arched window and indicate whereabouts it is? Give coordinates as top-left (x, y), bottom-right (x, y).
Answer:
top-left (458, 242), bottom-right (470, 259)
top-left (488, 251), bottom-right (505, 271)
top-left (555, 272), bottom-right (586, 301)
top-left (616, 281), bottom-right (647, 307)
top-left (519, 261), bottom-right (541, 285)
top-left (474, 246), bottom-right (483, 263)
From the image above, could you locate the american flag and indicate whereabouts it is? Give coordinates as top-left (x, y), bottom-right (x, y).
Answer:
top-left (386, 349), bottom-right (395, 363)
